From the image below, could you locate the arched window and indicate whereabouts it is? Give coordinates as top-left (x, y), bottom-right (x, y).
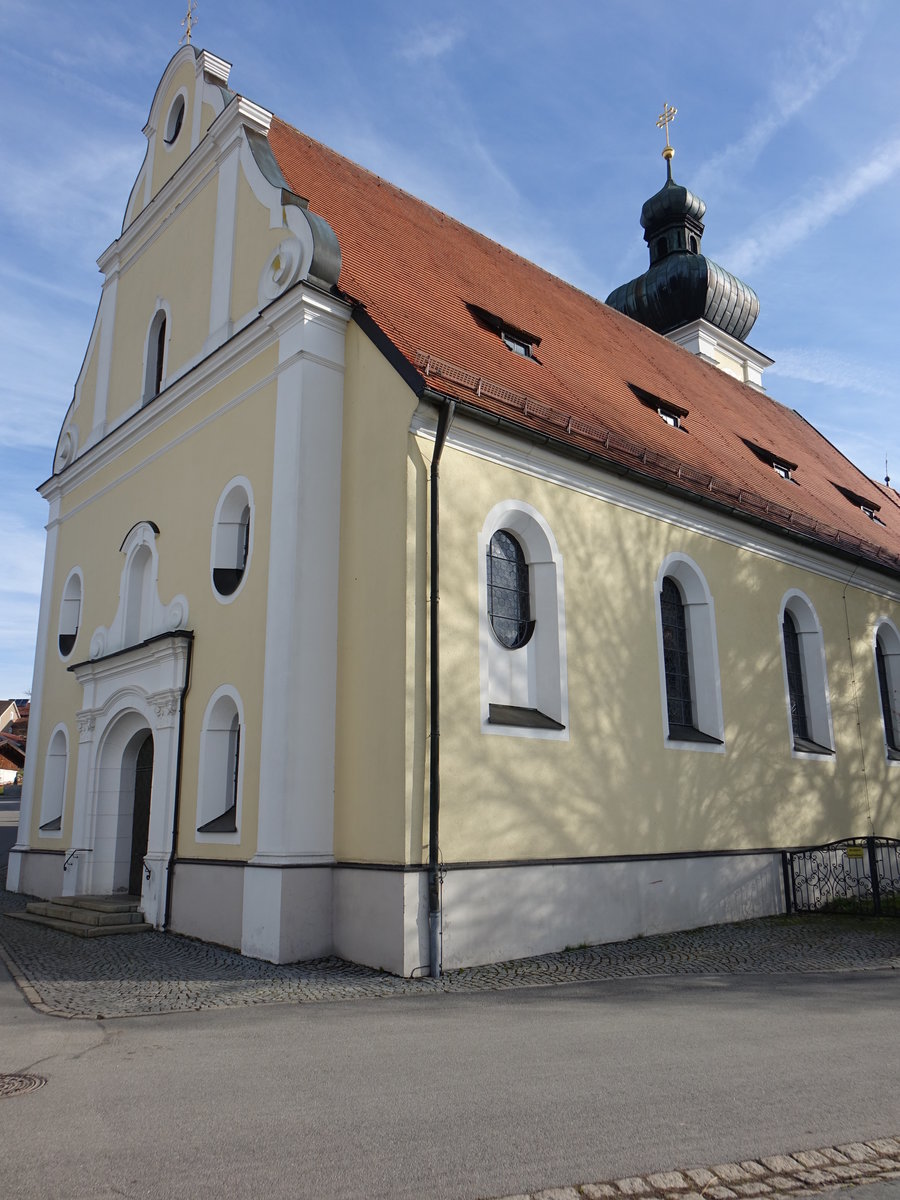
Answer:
top-left (661, 576), bottom-right (694, 732)
top-left (58, 569), bottom-right (83, 658)
top-left (779, 592), bottom-right (833, 755)
top-left (197, 689), bottom-right (243, 837)
top-left (39, 727), bottom-right (67, 834)
top-left (124, 543), bottom-right (153, 646)
top-left (486, 530), bottom-right (533, 649)
top-left (655, 237), bottom-right (667, 260)
top-left (143, 307), bottom-right (169, 405)
top-left (875, 622), bottom-right (900, 759)
top-left (689, 235), bottom-right (699, 254)
top-left (211, 479), bottom-right (254, 600)
top-left (479, 501), bottom-right (568, 738)
top-left (783, 611), bottom-right (809, 742)
top-left (655, 555), bottom-right (724, 748)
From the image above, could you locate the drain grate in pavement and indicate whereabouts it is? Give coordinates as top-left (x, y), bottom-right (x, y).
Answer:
top-left (0, 1073), bottom-right (47, 1098)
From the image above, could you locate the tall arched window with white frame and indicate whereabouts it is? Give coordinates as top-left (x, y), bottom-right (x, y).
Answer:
top-left (654, 554), bottom-right (725, 749)
top-left (478, 501), bottom-right (568, 739)
top-left (779, 592), bottom-right (833, 756)
top-left (39, 726), bottom-right (68, 834)
top-left (196, 689), bottom-right (243, 838)
top-left (874, 621), bottom-right (900, 760)
top-left (142, 305), bottom-right (170, 405)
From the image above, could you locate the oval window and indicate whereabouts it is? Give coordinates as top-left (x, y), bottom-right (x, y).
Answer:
top-left (212, 481), bottom-right (253, 599)
top-left (164, 94), bottom-right (185, 145)
top-left (58, 570), bottom-right (82, 658)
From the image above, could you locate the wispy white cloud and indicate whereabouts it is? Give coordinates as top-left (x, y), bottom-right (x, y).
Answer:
top-left (397, 23), bottom-right (464, 63)
top-left (723, 132), bottom-right (900, 274)
top-left (768, 347), bottom-right (895, 398)
top-left (695, 0), bottom-right (872, 191)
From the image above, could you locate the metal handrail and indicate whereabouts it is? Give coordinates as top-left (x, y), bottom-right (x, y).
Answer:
top-left (142, 856), bottom-right (152, 882)
top-left (62, 847), bottom-right (93, 873)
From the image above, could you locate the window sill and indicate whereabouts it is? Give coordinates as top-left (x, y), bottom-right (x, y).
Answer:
top-left (488, 704), bottom-right (565, 731)
top-left (197, 805), bottom-right (238, 835)
top-left (792, 737), bottom-right (834, 756)
top-left (667, 724), bottom-right (723, 745)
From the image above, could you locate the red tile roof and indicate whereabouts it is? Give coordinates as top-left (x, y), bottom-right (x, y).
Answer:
top-left (268, 117), bottom-right (900, 575)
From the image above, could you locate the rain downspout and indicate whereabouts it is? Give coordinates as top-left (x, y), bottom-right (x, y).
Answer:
top-left (427, 394), bottom-right (456, 979)
top-left (164, 631), bottom-right (193, 931)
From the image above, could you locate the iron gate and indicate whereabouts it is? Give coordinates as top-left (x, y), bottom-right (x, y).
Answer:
top-left (783, 837), bottom-right (900, 916)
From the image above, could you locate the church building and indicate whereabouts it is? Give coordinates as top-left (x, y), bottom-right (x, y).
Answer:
top-left (9, 47), bottom-right (900, 974)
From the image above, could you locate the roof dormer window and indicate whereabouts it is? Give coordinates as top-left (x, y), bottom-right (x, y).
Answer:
top-left (861, 504), bottom-right (885, 525)
top-left (466, 302), bottom-right (541, 362)
top-left (501, 331), bottom-right (533, 358)
top-left (629, 383), bottom-right (688, 431)
top-left (833, 483), bottom-right (885, 524)
top-left (743, 439), bottom-right (798, 483)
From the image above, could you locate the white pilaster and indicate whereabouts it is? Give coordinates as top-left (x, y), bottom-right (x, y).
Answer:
top-left (252, 289), bottom-right (350, 866)
top-left (90, 274), bottom-right (119, 441)
top-left (203, 142), bottom-right (240, 356)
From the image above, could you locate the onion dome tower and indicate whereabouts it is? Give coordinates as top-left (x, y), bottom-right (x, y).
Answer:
top-left (606, 104), bottom-right (772, 389)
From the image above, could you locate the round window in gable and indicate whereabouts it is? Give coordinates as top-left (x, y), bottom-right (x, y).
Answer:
top-left (58, 569), bottom-right (83, 658)
top-left (211, 479), bottom-right (253, 601)
top-left (164, 94), bottom-right (186, 145)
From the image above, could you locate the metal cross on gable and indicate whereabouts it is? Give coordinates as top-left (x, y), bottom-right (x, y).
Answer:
top-left (180, 0), bottom-right (198, 45)
top-left (656, 102), bottom-right (677, 160)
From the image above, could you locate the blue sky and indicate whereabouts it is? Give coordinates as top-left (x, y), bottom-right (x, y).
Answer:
top-left (2, 0), bottom-right (899, 695)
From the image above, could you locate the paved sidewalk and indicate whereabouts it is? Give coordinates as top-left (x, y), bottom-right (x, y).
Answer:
top-left (0, 871), bottom-right (898, 1019)
top-left (491, 1138), bottom-right (900, 1200)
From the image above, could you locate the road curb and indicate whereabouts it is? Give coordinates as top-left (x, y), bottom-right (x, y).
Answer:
top-left (489, 1138), bottom-right (900, 1200)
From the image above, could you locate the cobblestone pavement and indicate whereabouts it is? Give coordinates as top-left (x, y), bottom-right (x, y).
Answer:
top-left (490, 1136), bottom-right (900, 1200)
top-left (0, 871), bottom-right (898, 1019)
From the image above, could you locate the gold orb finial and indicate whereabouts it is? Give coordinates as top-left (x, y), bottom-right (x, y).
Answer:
top-left (657, 102), bottom-right (677, 161)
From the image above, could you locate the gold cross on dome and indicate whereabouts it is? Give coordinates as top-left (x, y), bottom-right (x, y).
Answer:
top-left (180, 0), bottom-right (198, 45)
top-left (656, 102), bottom-right (677, 160)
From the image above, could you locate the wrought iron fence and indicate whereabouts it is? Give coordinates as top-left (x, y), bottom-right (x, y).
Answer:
top-left (783, 837), bottom-right (900, 917)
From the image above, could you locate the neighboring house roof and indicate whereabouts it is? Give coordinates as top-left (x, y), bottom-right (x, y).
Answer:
top-left (268, 117), bottom-right (900, 575)
top-left (0, 731), bottom-right (25, 771)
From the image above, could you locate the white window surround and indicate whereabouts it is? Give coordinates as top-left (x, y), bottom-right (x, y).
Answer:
top-left (141, 301), bottom-right (172, 406)
top-left (654, 553), bottom-right (726, 753)
top-left (57, 567), bottom-right (84, 661)
top-left (478, 500), bottom-right (568, 741)
top-left (38, 725), bottom-right (68, 838)
top-left (88, 521), bottom-right (189, 662)
top-left (163, 88), bottom-right (188, 148)
top-left (778, 590), bottom-right (835, 759)
top-left (210, 477), bottom-right (254, 603)
top-left (196, 686), bottom-right (244, 843)
top-left (874, 618), bottom-right (900, 763)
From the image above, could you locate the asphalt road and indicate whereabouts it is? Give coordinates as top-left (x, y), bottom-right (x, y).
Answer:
top-left (1, 960), bottom-right (898, 1200)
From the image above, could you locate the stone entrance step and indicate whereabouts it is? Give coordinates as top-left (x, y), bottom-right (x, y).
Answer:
top-left (6, 894), bottom-right (152, 938)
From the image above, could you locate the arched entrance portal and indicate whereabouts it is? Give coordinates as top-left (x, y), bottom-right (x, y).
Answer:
top-left (129, 733), bottom-right (154, 896)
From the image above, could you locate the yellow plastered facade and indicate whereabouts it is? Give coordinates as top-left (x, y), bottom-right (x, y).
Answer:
top-left (431, 440), bottom-right (900, 861)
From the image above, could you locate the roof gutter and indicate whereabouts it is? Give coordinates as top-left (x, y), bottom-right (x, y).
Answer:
top-left (425, 391), bottom-right (456, 979)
